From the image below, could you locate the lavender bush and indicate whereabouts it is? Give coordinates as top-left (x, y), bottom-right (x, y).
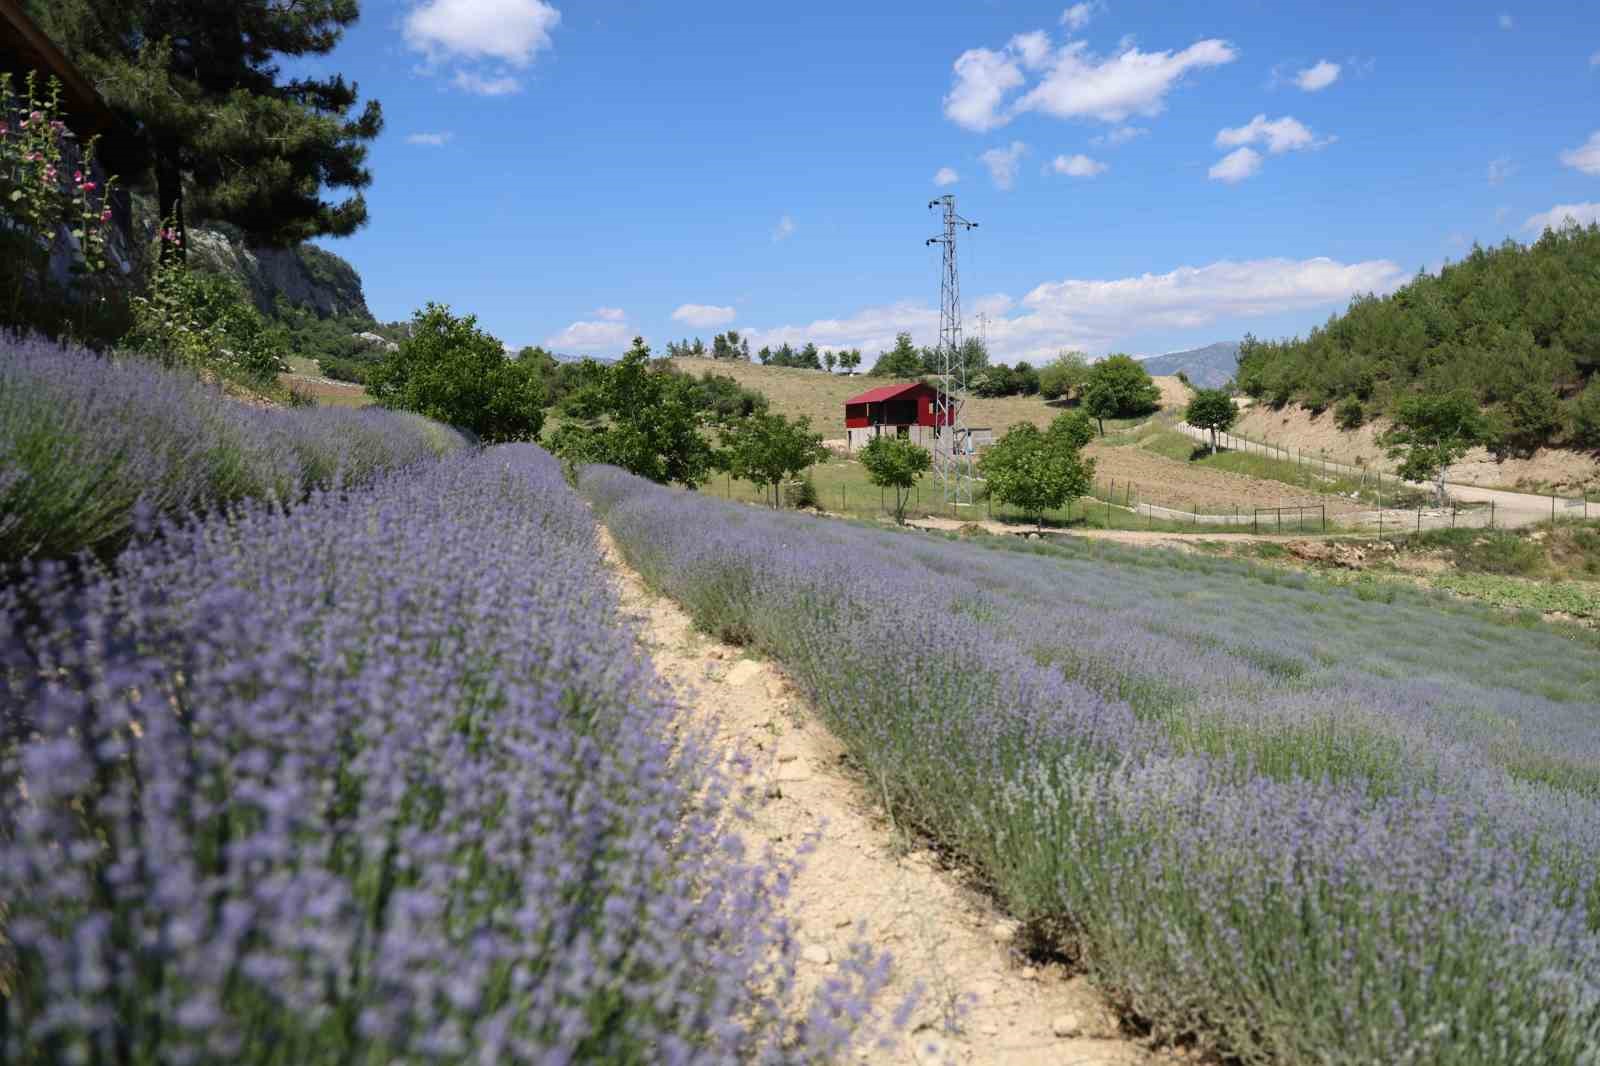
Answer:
top-left (1, 446), bottom-right (885, 1063)
top-left (583, 464), bottom-right (1600, 1065)
top-left (0, 333), bottom-right (464, 565)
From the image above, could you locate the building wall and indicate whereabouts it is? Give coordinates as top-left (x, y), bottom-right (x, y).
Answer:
top-left (846, 424), bottom-right (993, 454)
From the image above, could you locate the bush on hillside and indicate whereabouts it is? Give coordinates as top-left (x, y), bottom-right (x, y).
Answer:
top-left (1235, 222), bottom-right (1600, 448)
top-left (0, 333), bottom-right (463, 566)
top-left (127, 246), bottom-right (287, 383)
top-left (1571, 379), bottom-right (1600, 449)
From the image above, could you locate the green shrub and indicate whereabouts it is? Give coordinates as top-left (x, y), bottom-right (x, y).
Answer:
top-left (1335, 396), bottom-right (1366, 430)
top-left (126, 246), bottom-right (286, 383)
top-left (1569, 379), bottom-right (1600, 448)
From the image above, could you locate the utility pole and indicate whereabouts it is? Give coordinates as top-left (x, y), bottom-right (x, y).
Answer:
top-left (926, 194), bottom-right (978, 506)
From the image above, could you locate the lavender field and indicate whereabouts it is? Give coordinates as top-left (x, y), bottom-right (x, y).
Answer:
top-left (1, 446), bottom-right (885, 1063)
top-left (0, 334), bottom-right (466, 567)
top-left (584, 465), bottom-right (1600, 1065)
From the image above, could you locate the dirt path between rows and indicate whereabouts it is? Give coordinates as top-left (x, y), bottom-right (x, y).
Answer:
top-left (598, 528), bottom-right (1165, 1065)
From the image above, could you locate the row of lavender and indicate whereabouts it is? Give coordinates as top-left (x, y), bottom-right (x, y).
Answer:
top-left (1, 334), bottom-right (465, 566)
top-left (1, 446), bottom-right (882, 1063)
top-left (583, 465), bottom-right (1600, 1065)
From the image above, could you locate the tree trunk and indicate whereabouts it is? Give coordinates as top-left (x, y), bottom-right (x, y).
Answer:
top-left (1097, 417), bottom-right (1105, 436)
top-left (1210, 428), bottom-right (1217, 455)
top-left (156, 150), bottom-right (187, 264)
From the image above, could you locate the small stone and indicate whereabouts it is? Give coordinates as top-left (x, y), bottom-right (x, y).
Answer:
top-left (1051, 1012), bottom-right (1083, 1038)
top-left (778, 753), bottom-right (798, 763)
top-left (989, 919), bottom-right (1020, 943)
top-left (706, 648), bottom-right (725, 660)
top-left (800, 944), bottom-right (832, 966)
top-left (1027, 532), bottom-right (1041, 541)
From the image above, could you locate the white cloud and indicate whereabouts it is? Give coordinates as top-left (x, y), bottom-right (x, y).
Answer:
top-left (744, 302), bottom-right (941, 360)
top-left (405, 131), bottom-right (454, 146)
top-left (944, 32), bottom-right (1235, 131)
top-left (451, 71), bottom-right (523, 96)
top-left (1018, 38), bottom-right (1237, 123)
top-left (1498, 13), bottom-right (1514, 30)
top-left (1208, 147), bottom-right (1262, 183)
top-left (594, 307), bottom-right (626, 322)
top-left (405, 0), bottom-right (560, 95)
top-left (1006, 256), bottom-right (1406, 357)
top-left (744, 257), bottom-right (1402, 364)
top-left (981, 141), bottom-right (1029, 189)
top-left (1092, 124), bottom-right (1147, 146)
top-left (1559, 131), bottom-right (1600, 175)
top-left (1050, 153), bottom-right (1108, 177)
top-left (671, 304), bottom-right (736, 328)
top-left (1010, 31), bottom-right (1053, 71)
top-left (772, 215), bottom-right (796, 242)
top-left (943, 48), bottom-right (1026, 131)
top-left (1487, 156), bottom-right (1516, 185)
top-left (1293, 60), bottom-right (1341, 91)
top-left (1216, 114), bottom-right (1324, 153)
top-left (934, 167), bottom-right (960, 186)
top-left (1590, 50), bottom-right (1600, 67)
top-left (545, 319), bottom-right (633, 353)
top-left (1524, 202), bottom-right (1600, 232)
top-left (1060, 2), bottom-right (1099, 31)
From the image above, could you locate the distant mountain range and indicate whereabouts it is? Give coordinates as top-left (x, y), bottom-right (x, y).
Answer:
top-left (1138, 341), bottom-right (1239, 389)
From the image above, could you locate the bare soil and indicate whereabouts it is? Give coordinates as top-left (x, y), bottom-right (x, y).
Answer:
top-left (1085, 442), bottom-right (1367, 515)
top-left (1234, 404), bottom-right (1600, 493)
top-left (600, 528), bottom-right (1166, 1065)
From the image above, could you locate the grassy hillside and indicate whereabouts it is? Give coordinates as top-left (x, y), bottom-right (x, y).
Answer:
top-left (1236, 222), bottom-right (1600, 451)
top-left (666, 356), bottom-right (1186, 437)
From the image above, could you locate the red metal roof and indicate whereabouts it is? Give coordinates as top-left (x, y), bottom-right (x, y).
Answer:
top-left (844, 382), bottom-right (936, 405)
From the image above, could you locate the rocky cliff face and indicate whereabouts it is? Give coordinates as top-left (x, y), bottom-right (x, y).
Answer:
top-left (187, 225), bottom-right (372, 322)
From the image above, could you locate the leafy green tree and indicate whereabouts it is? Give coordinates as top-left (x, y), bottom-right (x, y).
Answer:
top-left (549, 338), bottom-right (715, 487)
top-left (978, 416), bottom-right (1095, 530)
top-left (710, 331), bottom-right (749, 360)
top-left (1047, 409), bottom-right (1096, 450)
top-left (1038, 351), bottom-right (1090, 401)
top-left (824, 351), bottom-right (837, 373)
top-left (1379, 391), bottom-right (1489, 503)
top-left (870, 332), bottom-right (926, 378)
top-left (859, 436), bottom-right (932, 525)
top-left (724, 413), bottom-right (828, 507)
top-left (1501, 382), bottom-right (1563, 456)
top-left (367, 304), bottom-right (542, 443)
top-left (33, 0), bottom-right (382, 256)
top-left (1013, 361), bottom-right (1040, 396)
top-left (756, 346), bottom-right (772, 365)
top-left (1570, 379), bottom-right (1600, 448)
top-left (837, 349), bottom-right (862, 374)
top-left (1082, 354), bottom-right (1161, 434)
top-left (1185, 388), bottom-right (1239, 454)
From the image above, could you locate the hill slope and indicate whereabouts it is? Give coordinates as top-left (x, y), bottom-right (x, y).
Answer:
top-left (666, 357), bottom-right (1188, 438)
top-left (1139, 341), bottom-right (1239, 388)
top-left (1235, 222), bottom-right (1600, 452)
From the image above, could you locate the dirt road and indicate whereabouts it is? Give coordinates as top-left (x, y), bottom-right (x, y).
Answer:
top-left (600, 528), bottom-right (1158, 1065)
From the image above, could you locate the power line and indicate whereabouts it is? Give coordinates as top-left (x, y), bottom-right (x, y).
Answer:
top-left (926, 194), bottom-right (978, 506)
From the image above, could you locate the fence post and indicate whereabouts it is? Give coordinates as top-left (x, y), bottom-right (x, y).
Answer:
top-left (1321, 504), bottom-right (1326, 533)
top-left (1416, 508), bottom-right (1421, 535)
top-left (1277, 508), bottom-right (1282, 533)
top-left (1378, 508), bottom-right (1383, 540)
top-left (1490, 501), bottom-right (1495, 529)
top-left (1552, 493), bottom-right (1557, 525)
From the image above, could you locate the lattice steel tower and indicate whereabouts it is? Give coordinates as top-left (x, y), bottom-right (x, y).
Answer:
top-left (926, 194), bottom-right (978, 505)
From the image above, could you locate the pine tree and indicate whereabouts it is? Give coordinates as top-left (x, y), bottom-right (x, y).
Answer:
top-left (28, 0), bottom-right (382, 257)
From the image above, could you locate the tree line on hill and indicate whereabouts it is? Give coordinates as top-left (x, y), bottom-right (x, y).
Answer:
top-left (664, 331), bottom-right (867, 373)
top-left (1235, 221), bottom-right (1600, 452)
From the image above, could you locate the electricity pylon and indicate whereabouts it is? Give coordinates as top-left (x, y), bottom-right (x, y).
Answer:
top-left (926, 194), bottom-right (978, 505)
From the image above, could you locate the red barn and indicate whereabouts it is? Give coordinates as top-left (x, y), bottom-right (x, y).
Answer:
top-left (845, 381), bottom-right (995, 454)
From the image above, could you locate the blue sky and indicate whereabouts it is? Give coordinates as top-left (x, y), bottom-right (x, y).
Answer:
top-left (300, 1), bottom-right (1600, 362)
